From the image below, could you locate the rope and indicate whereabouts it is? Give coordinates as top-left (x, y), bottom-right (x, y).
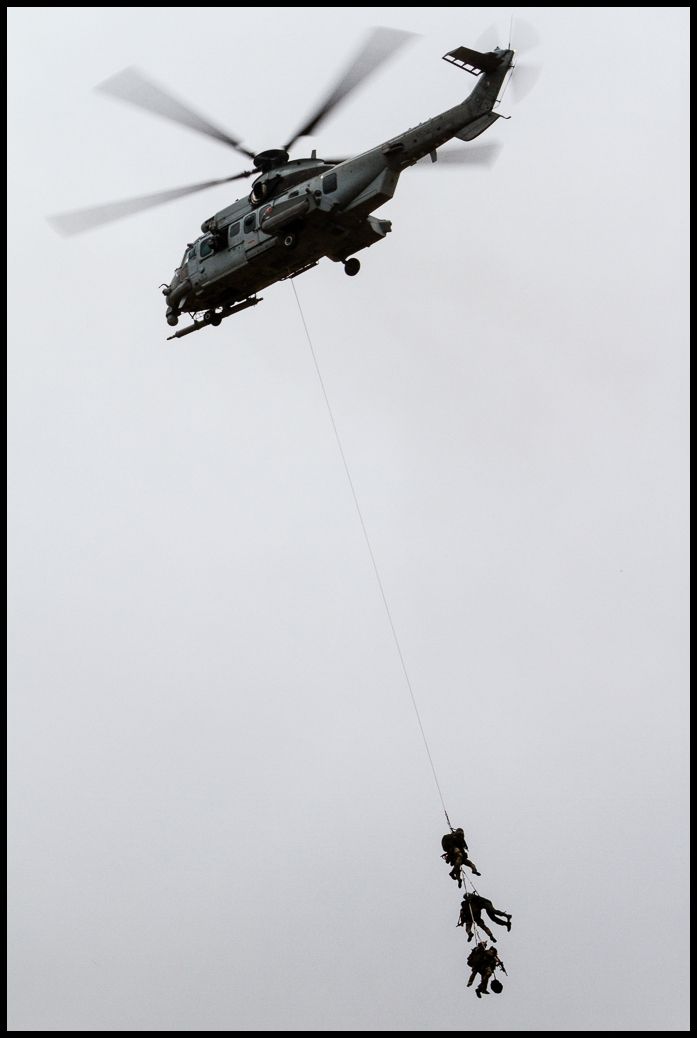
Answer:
top-left (291, 281), bottom-right (451, 828)
top-left (458, 874), bottom-right (483, 944)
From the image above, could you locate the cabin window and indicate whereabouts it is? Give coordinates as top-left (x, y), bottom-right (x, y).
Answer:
top-left (323, 172), bottom-right (337, 194)
top-left (199, 238), bottom-right (215, 259)
top-left (244, 213), bottom-right (257, 233)
top-left (229, 222), bottom-right (241, 241)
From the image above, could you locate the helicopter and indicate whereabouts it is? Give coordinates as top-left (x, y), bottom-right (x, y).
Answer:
top-left (50, 27), bottom-right (535, 339)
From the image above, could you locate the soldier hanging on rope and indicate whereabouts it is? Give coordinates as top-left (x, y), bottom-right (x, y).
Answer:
top-left (441, 827), bottom-right (481, 886)
top-left (457, 891), bottom-right (512, 942)
top-left (466, 940), bottom-right (507, 998)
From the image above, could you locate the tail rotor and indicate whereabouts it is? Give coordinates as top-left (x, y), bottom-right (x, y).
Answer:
top-left (476, 17), bottom-right (542, 105)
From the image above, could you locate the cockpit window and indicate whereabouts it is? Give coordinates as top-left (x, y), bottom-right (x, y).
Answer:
top-left (243, 213), bottom-right (257, 233)
top-left (229, 222), bottom-right (241, 241)
top-left (199, 238), bottom-right (215, 259)
top-left (323, 172), bottom-right (338, 194)
top-left (180, 247), bottom-right (196, 268)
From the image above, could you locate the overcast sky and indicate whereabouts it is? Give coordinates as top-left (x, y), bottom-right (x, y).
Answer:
top-left (7, 7), bottom-right (690, 1032)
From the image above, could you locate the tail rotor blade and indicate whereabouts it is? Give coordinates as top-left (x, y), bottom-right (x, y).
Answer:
top-left (509, 18), bottom-right (540, 55)
top-left (476, 18), bottom-right (539, 57)
top-left (474, 17), bottom-right (540, 106)
top-left (510, 62), bottom-right (542, 103)
top-left (475, 25), bottom-right (499, 53)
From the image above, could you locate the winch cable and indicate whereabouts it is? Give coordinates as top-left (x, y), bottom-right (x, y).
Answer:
top-left (460, 873), bottom-right (484, 944)
top-left (291, 281), bottom-right (452, 829)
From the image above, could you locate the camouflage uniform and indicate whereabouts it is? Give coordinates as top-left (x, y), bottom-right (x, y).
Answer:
top-left (466, 941), bottom-right (503, 997)
top-left (441, 828), bottom-right (481, 886)
top-left (458, 892), bottom-right (512, 943)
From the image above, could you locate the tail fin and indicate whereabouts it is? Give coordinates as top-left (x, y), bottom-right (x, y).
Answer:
top-left (443, 46), bottom-right (501, 76)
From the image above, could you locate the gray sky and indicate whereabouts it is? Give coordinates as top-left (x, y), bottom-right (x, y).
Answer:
top-left (7, 6), bottom-right (690, 1032)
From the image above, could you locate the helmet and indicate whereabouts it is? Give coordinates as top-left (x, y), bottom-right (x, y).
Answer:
top-left (455, 828), bottom-right (464, 834)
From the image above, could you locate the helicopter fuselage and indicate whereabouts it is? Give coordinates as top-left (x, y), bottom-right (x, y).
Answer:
top-left (163, 47), bottom-right (514, 330)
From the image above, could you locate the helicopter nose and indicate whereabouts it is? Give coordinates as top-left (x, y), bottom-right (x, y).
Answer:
top-left (162, 270), bottom-right (178, 298)
top-left (168, 277), bottom-right (192, 310)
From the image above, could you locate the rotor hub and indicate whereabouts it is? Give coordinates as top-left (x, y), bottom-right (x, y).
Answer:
top-left (253, 149), bottom-right (290, 172)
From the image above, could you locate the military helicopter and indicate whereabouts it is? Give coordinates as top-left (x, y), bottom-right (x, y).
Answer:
top-left (50, 26), bottom-right (537, 339)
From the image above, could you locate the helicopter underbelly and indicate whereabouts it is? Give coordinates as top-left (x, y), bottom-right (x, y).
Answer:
top-left (190, 215), bottom-right (392, 311)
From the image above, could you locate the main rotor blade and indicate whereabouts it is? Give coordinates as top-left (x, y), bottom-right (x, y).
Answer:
top-left (283, 26), bottom-right (414, 151)
top-left (96, 67), bottom-right (257, 160)
top-left (48, 171), bottom-right (253, 236)
top-left (428, 142), bottom-right (502, 167)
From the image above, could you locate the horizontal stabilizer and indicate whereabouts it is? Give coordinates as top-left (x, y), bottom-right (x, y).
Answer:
top-left (443, 46), bottom-right (501, 76)
top-left (455, 111), bottom-right (502, 142)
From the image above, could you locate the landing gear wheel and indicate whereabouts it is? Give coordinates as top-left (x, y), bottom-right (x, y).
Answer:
top-left (344, 257), bottom-right (360, 277)
top-left (203, 309), bottom-right (221, 326)
top-left (282, 233), bottom-right (297, 249)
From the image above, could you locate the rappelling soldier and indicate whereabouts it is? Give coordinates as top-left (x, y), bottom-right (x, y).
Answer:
top-left (457, 892), bottom-right (512, 942)
top-left (466, 940), bottom-right (505, 998)
top-left (441, 827), bottom-right (481, 886)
